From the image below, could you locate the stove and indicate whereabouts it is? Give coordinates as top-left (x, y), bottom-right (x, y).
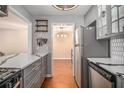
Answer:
top-left (0, 68), bottom-right (22, 88)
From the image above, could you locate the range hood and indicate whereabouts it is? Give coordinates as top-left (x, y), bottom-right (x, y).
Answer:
top-left (0, 5), bottom-right (8, 17)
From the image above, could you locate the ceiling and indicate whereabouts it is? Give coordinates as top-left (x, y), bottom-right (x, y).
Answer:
top-left (23, 5), bottom-right (91, 16)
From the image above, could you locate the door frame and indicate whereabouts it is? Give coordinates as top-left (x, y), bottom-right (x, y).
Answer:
top-left (51, 23), bottom-right (76, 76)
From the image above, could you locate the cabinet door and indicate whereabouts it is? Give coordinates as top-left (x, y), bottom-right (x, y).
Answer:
top-left (23, 59), bottom-right (42, 88)
top-left (112, 21), bottom-right (118, 33)
top-left (119, 18), bottom-right (124, 32)
top-left (111, 6), bottom-right (118, 22)
top-left (111, 5), bottom-right (124, 34)
top-left (118, 6), bottom-right (124, 33)
top-left (97, 5), bottom-right (109, 38)
top-left (101, 5), bottom-right (107, 26)
top-left (119, 5), bottom-right (124, 18)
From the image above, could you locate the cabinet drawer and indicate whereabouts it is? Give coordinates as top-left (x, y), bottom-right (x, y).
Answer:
top-left (30, 71), bottom-right (41, 88)
top-left (23, 59), bottom-right (42, 87)
top-left (24, 64), bottom-right (41, 87)
top-left (23, 59), bottom-right (41, 76)
top-left (24, 70), bottom-right (36, 87)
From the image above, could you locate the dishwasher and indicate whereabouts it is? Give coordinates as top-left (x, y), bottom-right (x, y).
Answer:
top-left (88, 62), bottom-right (116, 88)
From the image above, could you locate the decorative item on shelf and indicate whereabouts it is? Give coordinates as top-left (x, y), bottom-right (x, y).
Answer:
top-left (37, 38), bottom-right (48, 46)
top-left (52, 5), bottom-right (78, 11)
top-left (35, 19), bottom-right (48, 32)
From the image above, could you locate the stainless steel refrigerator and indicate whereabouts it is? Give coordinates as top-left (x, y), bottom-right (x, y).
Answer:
top-left (74, 26), bottom-right (109, 88)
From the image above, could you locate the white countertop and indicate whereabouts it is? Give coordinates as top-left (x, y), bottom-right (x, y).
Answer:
top-left (0, 52), bottom-right (48, 69)
top-left (87, 58), bottom-right (124, 77)
top-left (87, 58), bottom-right (112, 64)
top-left (35, 51), bottom-right (49, 57)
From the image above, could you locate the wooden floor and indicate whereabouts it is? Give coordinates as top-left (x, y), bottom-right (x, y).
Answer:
top-left (42, 59), bottom-right (78, 88)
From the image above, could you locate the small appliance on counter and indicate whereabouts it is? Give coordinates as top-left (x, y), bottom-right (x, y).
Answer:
top-left (0, 68), bottom-right (22, 88)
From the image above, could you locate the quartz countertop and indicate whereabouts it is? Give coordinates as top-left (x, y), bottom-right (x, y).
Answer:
top-left (87, 58), bottom-right (112, 64)
top-left (87, 58), bottom-right (124, 77)
top-left (35, 51), bottom-right (49, 57)
top-left (0, 52), bottom-right (48, 69)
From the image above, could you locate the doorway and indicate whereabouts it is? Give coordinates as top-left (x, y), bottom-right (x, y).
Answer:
top-left (42, 23), bottom-right (77, 88)
top-left (52, 23), bottom-right (75, 75)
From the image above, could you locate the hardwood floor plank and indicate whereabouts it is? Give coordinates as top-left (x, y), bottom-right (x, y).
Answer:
top-left (42, 59), bottom-right (78, 88)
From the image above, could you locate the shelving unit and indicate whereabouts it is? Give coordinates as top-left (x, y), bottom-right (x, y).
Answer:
top-left (34, 19), bottom-right (48, 47)
top-left (35, 20), bottom-right (48, 32)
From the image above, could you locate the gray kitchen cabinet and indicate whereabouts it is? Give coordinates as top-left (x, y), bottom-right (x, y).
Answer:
top-left (97, 5), bottom-right (124, 40)
top-left (41, 54), bottom-right (48, 85)
top-left (111, 5), bottom-right (124, 35)
top-left (23, 58), bottom-right (42, 88)
top-left (97, 5), bottom-right (111, 39)
top-left (22, 53), bottom-right (48, 88)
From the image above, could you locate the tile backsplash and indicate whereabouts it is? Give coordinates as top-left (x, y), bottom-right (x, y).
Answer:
top-left (32, 19), bottom-right (49, 54)
top-left (111, 36), bottom-right (124, 64)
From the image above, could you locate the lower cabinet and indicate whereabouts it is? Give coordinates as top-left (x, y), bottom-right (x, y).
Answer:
top-left (23, 54), bottom-right (48, 88)
top-left (41, 54), bottom-right (48, 85)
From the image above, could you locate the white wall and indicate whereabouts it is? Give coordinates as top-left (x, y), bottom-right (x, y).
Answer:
top-left (0, 11), bottom-right (28, 55)
top-left (32, 15), bottom-right (84, 74)
top-left (84, 5), bottom-right (97, 26)
top-left (53, 29), bottom-right (73, 59)
top-left (10, 5), bottom-right (33, 54)
top-left (0, 29), bottom-right (28, 55)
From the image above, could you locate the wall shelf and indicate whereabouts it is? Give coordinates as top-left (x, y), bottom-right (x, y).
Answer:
top-left (35, 19), bottom-right (48, 32)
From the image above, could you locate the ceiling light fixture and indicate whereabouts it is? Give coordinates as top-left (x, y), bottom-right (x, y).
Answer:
top-left (53, 5), bottom-right (78, 11)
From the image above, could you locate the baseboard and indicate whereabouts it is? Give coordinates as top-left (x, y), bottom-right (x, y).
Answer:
top-left (53, 58), bottom-right (71, 60)
top-left (46, 74), bottom-right (52, 77)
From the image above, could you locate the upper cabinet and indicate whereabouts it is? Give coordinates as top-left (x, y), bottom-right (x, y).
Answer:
top-left (97, 5), bottom-right (111, 39)
top-left (96, 5), bottom-right (124, 40)
top-left (111, 5), bottom-right (124, 34)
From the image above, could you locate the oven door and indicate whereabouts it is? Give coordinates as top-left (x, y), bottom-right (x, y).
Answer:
top-left (89, 66), bottom-right (114, 88)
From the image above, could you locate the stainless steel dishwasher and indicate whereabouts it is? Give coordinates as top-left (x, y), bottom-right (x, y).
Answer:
top-left (88, 62), bottom-right (116, 88)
